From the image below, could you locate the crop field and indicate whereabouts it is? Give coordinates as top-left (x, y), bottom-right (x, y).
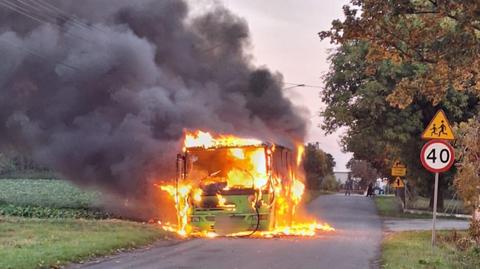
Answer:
top-left (0, 179), bottom-right (109, 219)
top-left (0, 179), bottom-right (99, 208)
top-left (0, 178), bottom-right (171, 269)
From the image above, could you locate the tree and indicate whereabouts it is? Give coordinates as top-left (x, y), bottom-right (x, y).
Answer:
top-left (320, 0), bottom-right (480, 108)
top-left (325, 153), bottom-right (336, 173)
top-left (455, 117), bottom-right (480, 215)
top-left (320, 174), bottom-right (340, 192)
top-left (321, 41), bottom-right (478, 208)
top-left (303, 143), bottom-right (335, 189)
top-left (455, 115), bottom-right (480, 241)
top-left (320, 0), bottom-right (479, 225)
top-left (347, 159), bottom-right (378, 189)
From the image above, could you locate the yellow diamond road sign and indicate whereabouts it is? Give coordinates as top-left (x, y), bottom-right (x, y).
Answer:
top-left (421, 109), bottom-right (455, 140)
top-left (392, 177), bottom-right (405, 188)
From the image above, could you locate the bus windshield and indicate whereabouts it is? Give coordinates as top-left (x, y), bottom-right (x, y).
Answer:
top-left (186, 146), bottom-right (268, 194)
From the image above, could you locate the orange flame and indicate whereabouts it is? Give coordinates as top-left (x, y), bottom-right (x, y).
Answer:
top-left (185, 130), bottom-right (262, 148)
top-left (157, 131), bottom-right (334, 238)
top-left (296, 144), bottom-right (304, 166)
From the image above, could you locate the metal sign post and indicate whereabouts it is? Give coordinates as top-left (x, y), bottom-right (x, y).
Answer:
top-left (432, 172), bottom-right (439, 248)
top-left (404, 179), bottom-right (408, 209)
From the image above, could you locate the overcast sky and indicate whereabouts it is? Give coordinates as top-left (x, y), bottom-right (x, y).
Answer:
top-left (217, 0), bottom-right (352, 170)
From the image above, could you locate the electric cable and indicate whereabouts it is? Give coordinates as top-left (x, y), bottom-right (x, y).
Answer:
top-left (0, 36), bottom-right (79, 71)
top-left (25, 0), bottom-right (107, 33)
top-left (0, 0), bottom-right (98, 43)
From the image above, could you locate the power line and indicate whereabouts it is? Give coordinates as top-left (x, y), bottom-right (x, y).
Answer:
top-left (0, 0), bottom-right (97, 43)
top-left (284, 82), bottom-right (323, 88)
top-left (0, 0), bottom-right (49, 25)
top-left (25, 0), bottom-right (90, 29)
top-left (0, 0), bottom-right (89, 71)
top-left (15, 0), bottom-right (76, 25)
top-left (0, 36), bottom-right (79, 71)
top-left (26, 0), bottom-right (106, 33)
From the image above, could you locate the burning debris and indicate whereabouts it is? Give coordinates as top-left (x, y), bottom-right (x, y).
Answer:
top-left (157, 131), bottom-right (334, 238)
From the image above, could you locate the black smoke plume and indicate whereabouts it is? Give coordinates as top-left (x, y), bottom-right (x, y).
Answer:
top-left (0, 0), bottom-right (307, 197)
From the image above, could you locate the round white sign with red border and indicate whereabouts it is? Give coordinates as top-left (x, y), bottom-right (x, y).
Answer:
top-left (420, 140), bottom-right (455, 173)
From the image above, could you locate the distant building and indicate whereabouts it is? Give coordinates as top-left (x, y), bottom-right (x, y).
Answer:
top-left (334, 171), bottom-right (351, 184)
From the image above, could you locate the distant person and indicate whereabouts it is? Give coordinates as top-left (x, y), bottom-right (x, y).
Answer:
top-left (366, 182), bottom-right (374, 197)
top-left (344, 179), bottom-right (353, 196)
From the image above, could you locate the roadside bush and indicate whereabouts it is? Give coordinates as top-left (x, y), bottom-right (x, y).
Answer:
top-left (469, 219), bottom-right (480, 245)
top-left (320, 174), bottom-right (339, 192)
top-left (306, 173), bottom-right (321, 190)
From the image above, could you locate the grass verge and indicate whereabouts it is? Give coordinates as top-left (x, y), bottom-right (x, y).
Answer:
top-left (0, 216), bottom-right (170, 269)
top-left (408, 196), bottom-right (469, 215)
top-left (382, 230), bottom-right (480, 269)
top-left (375, 196), bottom-right (432, 218)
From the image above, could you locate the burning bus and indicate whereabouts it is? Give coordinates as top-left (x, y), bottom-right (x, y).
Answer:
top-left (158, 131), bottom-right (334, 237)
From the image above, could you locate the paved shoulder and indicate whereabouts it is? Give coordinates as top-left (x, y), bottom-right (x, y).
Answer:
top-left (69, 194), bottom-right (382, 269)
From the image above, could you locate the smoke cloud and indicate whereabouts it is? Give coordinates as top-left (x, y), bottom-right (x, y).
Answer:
top-left (0, 0), bottom-right (307, 197)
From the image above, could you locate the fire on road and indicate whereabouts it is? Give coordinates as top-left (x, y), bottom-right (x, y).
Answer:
top-left (68, 194), bottom-right (382, 269)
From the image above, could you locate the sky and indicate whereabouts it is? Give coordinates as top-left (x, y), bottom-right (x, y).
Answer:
top-left (218, 0), bottom-right (352, 171)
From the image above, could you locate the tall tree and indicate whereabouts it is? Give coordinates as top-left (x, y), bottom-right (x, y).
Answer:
top-left (321, 41), bottom-right (478, 208)
top-left (320, 0), bottom-right (480, 108)
top-left (347, 159), bottom-right (378, 189)
top-left (303, 143), bottom-right (335, 189)
top-left (320, 0), bottom-right (479, 210)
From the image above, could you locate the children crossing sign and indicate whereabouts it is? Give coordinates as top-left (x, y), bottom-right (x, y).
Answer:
top-left (421, 110), bottom-right (455, 140)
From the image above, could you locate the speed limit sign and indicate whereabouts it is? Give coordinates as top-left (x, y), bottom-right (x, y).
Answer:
top-left (420, 140), bottom-right (455, 173)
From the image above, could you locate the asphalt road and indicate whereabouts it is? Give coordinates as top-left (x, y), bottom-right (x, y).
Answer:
top-left (69, 194), bottom-right (382, 269)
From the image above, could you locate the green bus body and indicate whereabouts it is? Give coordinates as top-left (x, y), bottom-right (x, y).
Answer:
top-left (190, 193), bottom-right (273, 234)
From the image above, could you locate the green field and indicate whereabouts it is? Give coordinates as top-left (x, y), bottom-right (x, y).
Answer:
top-left (382, 231), bottom-right (480, 269)
top-left (0, 179), bottom-right (172, 269)
top-left (0, 216), bottom-right (168, 269)
top-left (0, 179), bottom-right (99, 208)
top-left (0, 179), bottom-right (111, 219)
